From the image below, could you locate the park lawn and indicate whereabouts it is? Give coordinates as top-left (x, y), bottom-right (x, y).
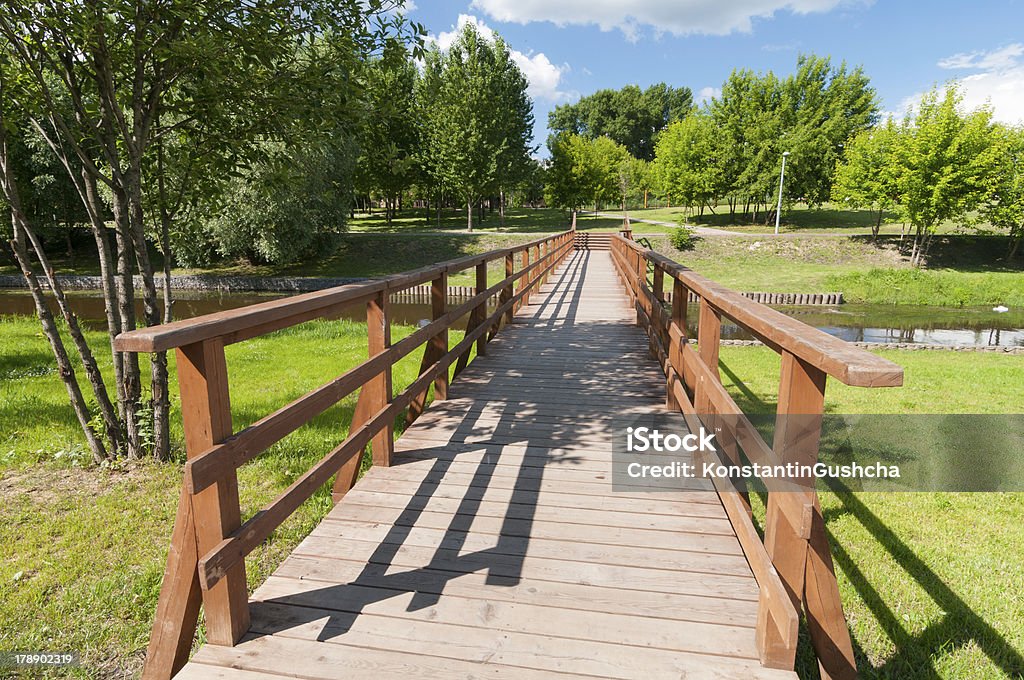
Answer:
top-left (0, 314), bottom-right (468, 677)
top-left (346, 206), bottom-right (622, 234)
top-left (606, 203), bottom-right (991, 236)
top-left (719, 345), bottom-right (1024, 679)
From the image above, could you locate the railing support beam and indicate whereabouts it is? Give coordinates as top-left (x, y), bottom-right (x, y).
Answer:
top-left (176, 339), bottom-right (249, 646)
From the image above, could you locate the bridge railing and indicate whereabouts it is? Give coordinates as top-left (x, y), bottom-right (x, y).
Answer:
top-left (115, 228), bottom-right (576, 680)
top-left (610, 234), bottom-right (903, 678)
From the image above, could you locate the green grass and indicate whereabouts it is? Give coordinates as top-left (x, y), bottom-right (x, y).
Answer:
top-left (0, 314), bottom-right (467, 676)
top-left (607, 202), bottom-right (994, 236)
top-left (827, 268), bottom-right (1024, 307)
top-left (347, 207), bottom-right (622, 233)
top-left (648, 235), bottom-right (1024, 305)
top-left (718, 345), bottom-right (1024, 679)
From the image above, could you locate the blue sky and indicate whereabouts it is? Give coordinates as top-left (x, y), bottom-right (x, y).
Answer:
top-left (406, 0), bottom-right (1024, 152)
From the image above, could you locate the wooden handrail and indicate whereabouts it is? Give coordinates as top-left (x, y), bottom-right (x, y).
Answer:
top-left (614, 237), bottom-right (903, 387)
top-left (609, 234), bottom-right (903, 678)
top-left (114, 232), bottom-right (571, 353)
top-left (129, 228), bottom-right (576, 680)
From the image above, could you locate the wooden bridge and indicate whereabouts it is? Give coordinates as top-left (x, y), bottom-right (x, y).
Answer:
top-left (116, 225), bottom-right (903, 680)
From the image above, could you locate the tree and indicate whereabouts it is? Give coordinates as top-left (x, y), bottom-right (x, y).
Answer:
top-left (707, 55), bottom-right (877, 222)
top-left (832, 120), bottom-right (899, 239)
top-left (980, 124), bottom-right (1024, 260)
top-left (891, 84), bottom-right (1000, 266)
top-left (0, 1), bottom-right (413, 460)
top-left (544, 132), bottom-right (627, 211)
top-left (418, 23), bottom-right (533, 230)
top-left (549, 83), bottom-right (693, 160)
top-left (204, 135), bottom-right (358, 265)
top-left (357, 45), bottom-right (419, 225)
top-left (779, 55), bottom-right (878, 207)
top-left (652, 114), bottom-right (720, 216)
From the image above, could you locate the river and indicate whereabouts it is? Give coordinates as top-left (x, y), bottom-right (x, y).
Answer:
top-left (1, 290), bottom-right (1021, 348)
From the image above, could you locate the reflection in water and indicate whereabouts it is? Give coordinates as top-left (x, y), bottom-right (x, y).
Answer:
top-left (685, 303), bottom-right (1024, 347)
top-left (1, 290), bottom-right (1022, 347)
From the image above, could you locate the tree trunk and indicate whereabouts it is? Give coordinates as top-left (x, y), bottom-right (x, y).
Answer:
top-left (873, 208), bottom-right (883, 241)
top-left (124, 164), bottom-right (171, 460)
top-left (1008, 227), bottom-right (1022, 260)
top-left (643, 189), bottom-right (648, 210)
top-left (466, 199), bottom-right (473, 231)
top-left (499, 189), bottom-right (505, 228)
top-left (0, 144), bottom-right (108, 461)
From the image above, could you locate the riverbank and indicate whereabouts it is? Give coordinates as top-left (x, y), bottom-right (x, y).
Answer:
top-left (649, 234), bottom-right (1024, 307)
top-left (3, 221), bottom-right (1020, 307)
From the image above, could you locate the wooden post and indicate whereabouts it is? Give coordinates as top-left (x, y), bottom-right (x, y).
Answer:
top-left (475, 262), bottom-right (488, 356)
top-left (533, 244), bottom-right (541, 289)
top-left (693, 298), bottom-right (722, 468)
top-left (141, 488), bottom-right (203, 680)
top-left (667, 278), bottom-right (688, 411)
top-left (517, 248), bottom-right (530, 311)
top-left (176, 339), bottom-right (249, 647)
top-left (432, 272), bottom-right (448, 400)
top-left (503, 253), bottom-right (514, 326)
top-left (333, 292), bottom-right (392, 500)
top-left (652, 264), bottom-right (665, 304)
top-left (761, 351), bottom-right (857, 680)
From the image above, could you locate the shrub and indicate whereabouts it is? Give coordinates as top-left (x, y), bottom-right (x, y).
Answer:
top-left (669, 225), bottom-right (697, 251)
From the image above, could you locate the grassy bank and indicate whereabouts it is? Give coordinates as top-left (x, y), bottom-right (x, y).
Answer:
top-left (650, 235), bottom-right (1024, 306)
top-left (2, 309), bottom-right (1023, 678)
top-left (606, 203), bottom-right (994, 236)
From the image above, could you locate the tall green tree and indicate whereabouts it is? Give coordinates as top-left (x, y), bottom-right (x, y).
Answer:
top-left (707, 55), bottom-right (877, 222)
top-left (356, 45), bottom-right (419, 224)
top-left (0, 1), bottom-right (413, 460)
top-left (549, 84), bottom-right (693, 161)
top-left (652, 114), bottom-right (720, 215)
top-left (980, 124), bottom-right (1024, 260)
top-left (832, 120), bottom-right (899, 239)
top-left (418, 23), bottom-right (533, 230)
top-left (544, 132), bottom-right (627, 211)
top-left (891, 84), bottom-right (1000, 266)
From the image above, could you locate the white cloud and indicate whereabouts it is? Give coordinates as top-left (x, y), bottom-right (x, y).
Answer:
top-left (898, 44), bottom-right (1024, 126)
top-left (698, 86), bottom-right (721, 103)
top-left (428, 14), bottom-right (572, 102)
top-left (469, 0), bottom-right (850, 40)
top-left (938, 43), bottom-right (1024, 71)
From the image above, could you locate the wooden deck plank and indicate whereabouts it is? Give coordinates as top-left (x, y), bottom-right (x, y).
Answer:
top-left (175, 249), bottom-right (796, 679)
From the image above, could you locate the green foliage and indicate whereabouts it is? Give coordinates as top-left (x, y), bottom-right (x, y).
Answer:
top-left (201, 138), bottom-right (357, 265)
top-left (653, 113), bottom-right (719, 211)
top-left (668, 225), bottom-right (697, 251)
top-left (355, 45), bottom-right (420, 222)
top-left (706, 55), bottom-right (878, 211)
top-left (826, 268), bottom-right (1024, 307)
top-left (544, 133), bottom-right (629, 210)
top-left (417, 22), bottom-right (534, 229)
top-left (891, 85), bottom-right (999, 237)
top-left (832, 120), bottom-right (899, 236)
top-left (980, 124), bottom-right (1024, 258)
top-left (548, 83), bottom-right (693, 160)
